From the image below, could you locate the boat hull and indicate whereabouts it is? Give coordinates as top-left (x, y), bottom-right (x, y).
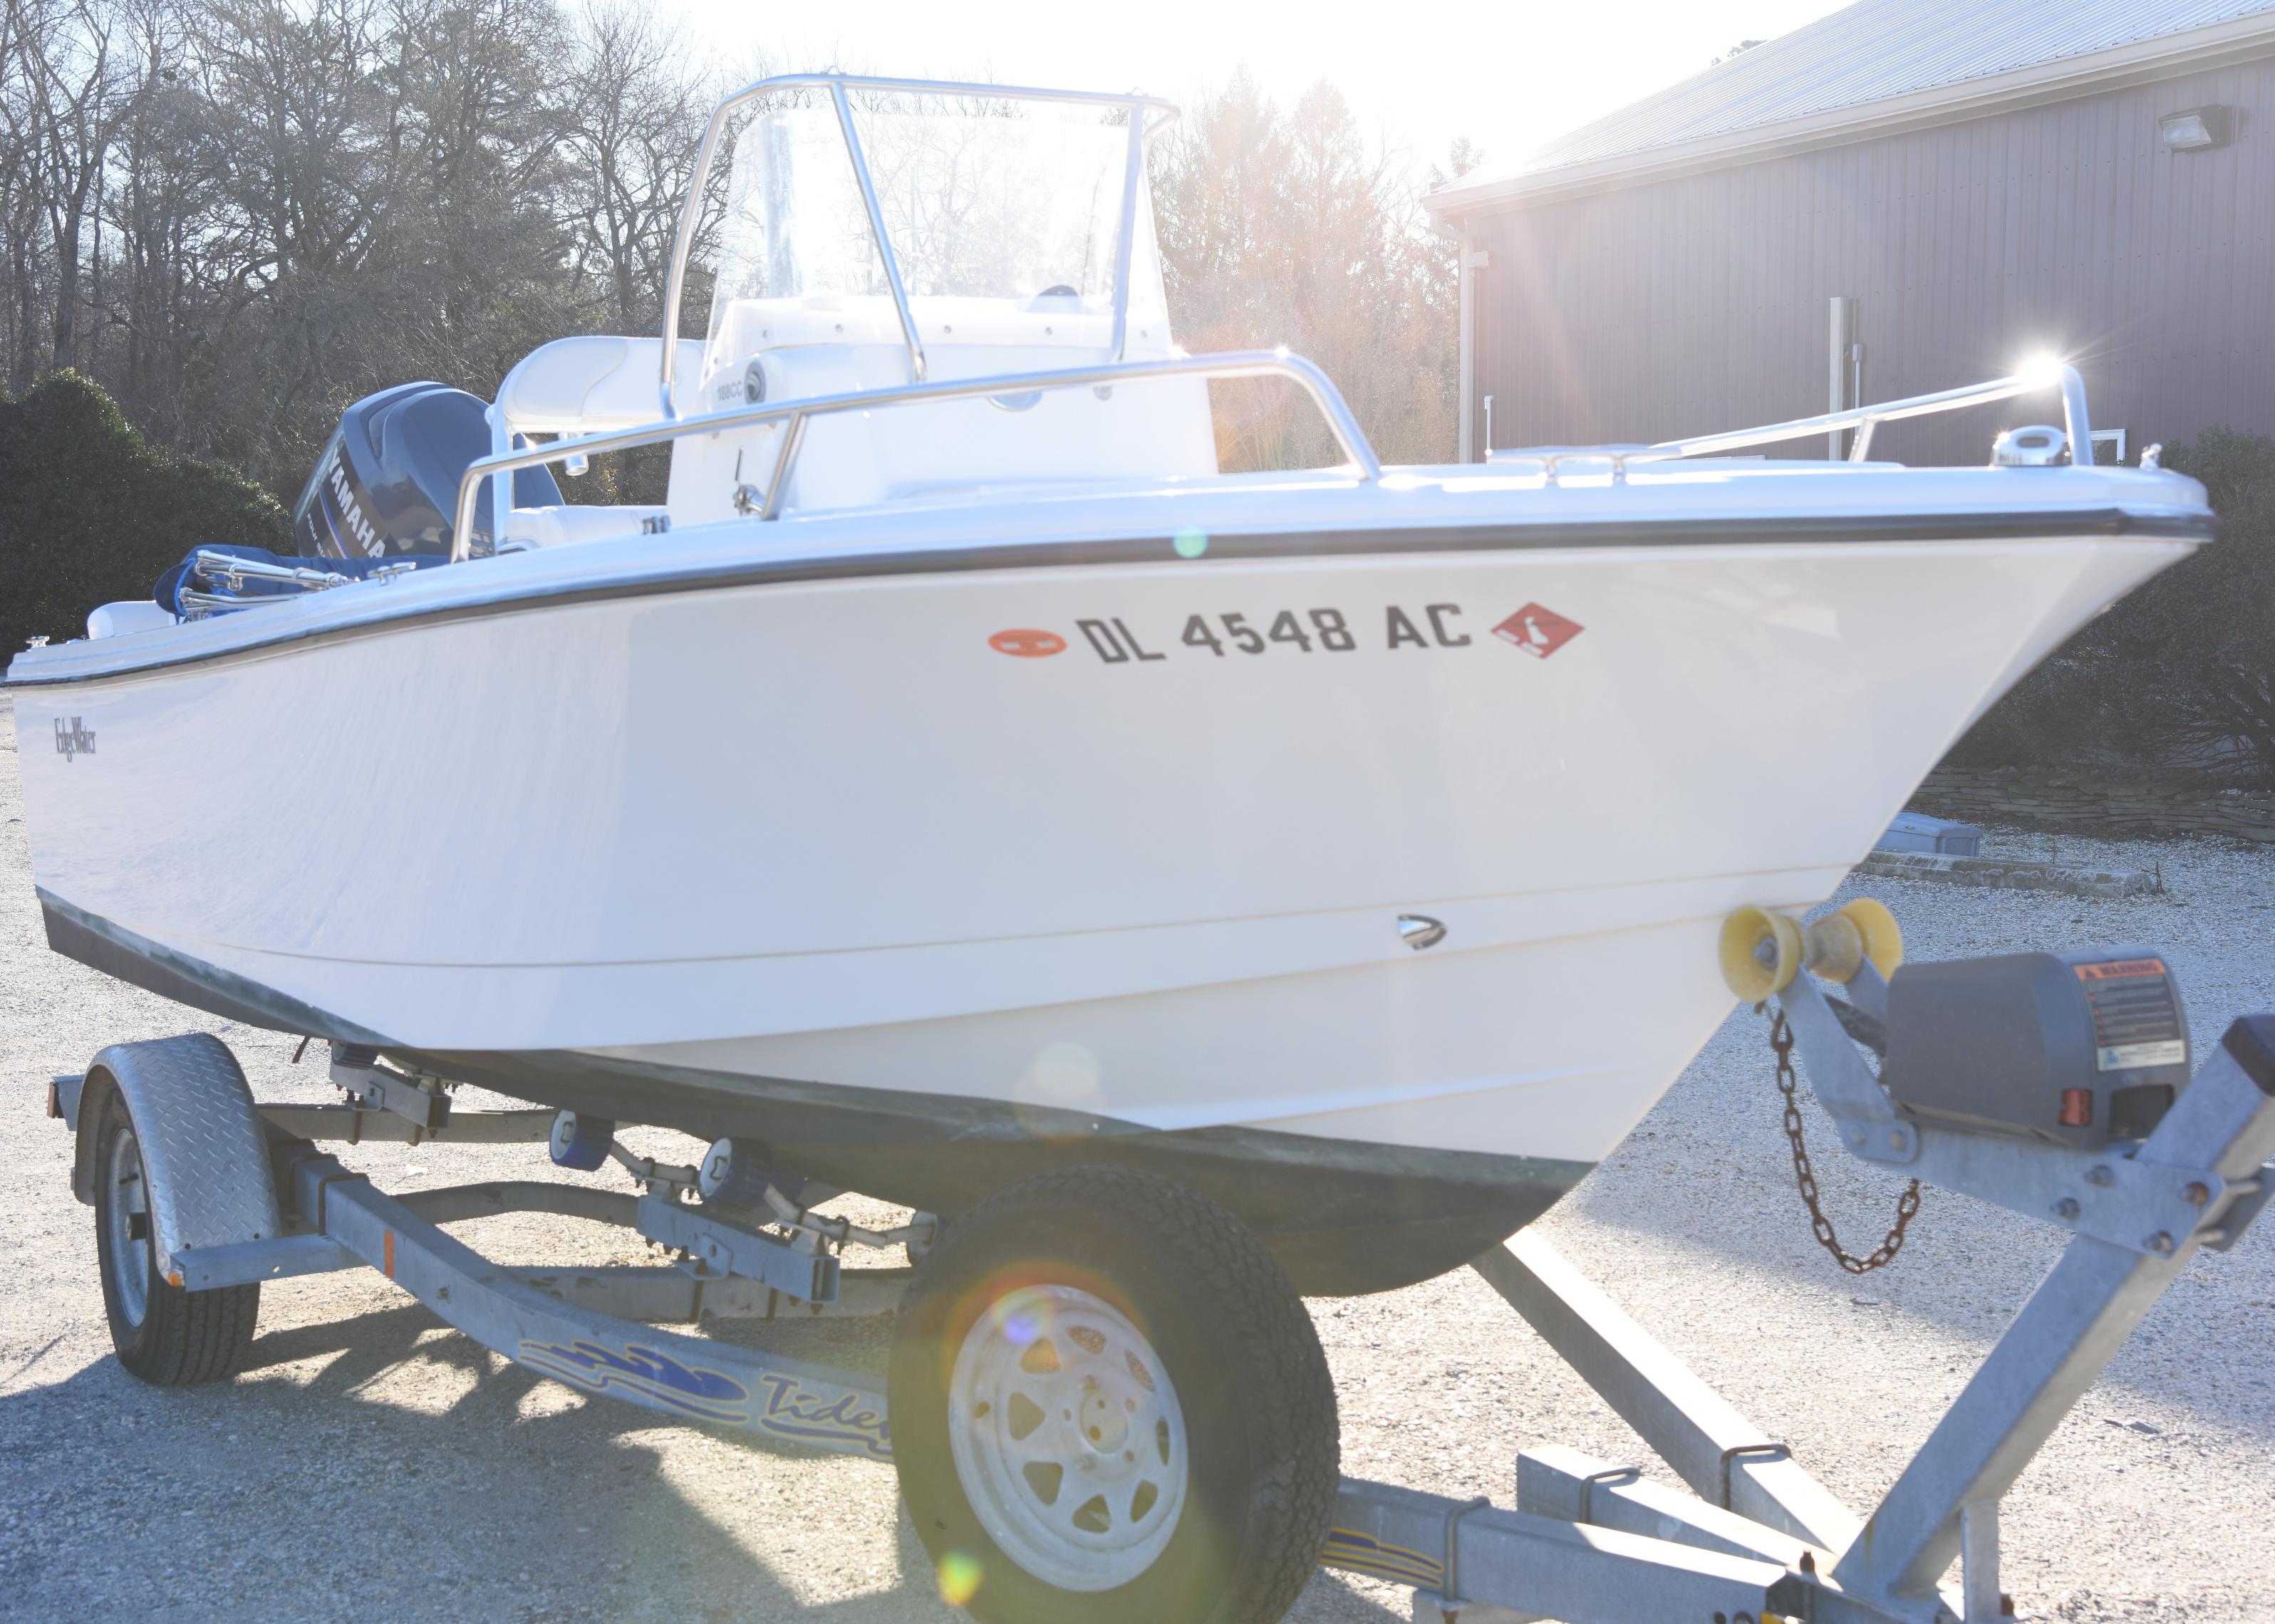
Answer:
top-left (11, 506), bottom-right (2199, 1288)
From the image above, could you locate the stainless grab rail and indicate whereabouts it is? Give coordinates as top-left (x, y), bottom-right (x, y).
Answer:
top-left (655, 73), bottom-right (1181, 420)
top-left (190, 551), bottom-right (359, 592)
top-left (1485, 363), bottom-right (2093, 482)
top-left (175, 548), bottom-right (420, 619)
top-left (452, 349), bottom-right (1381, 561)
top-left (1651, 363), bottom-right (2091, 464)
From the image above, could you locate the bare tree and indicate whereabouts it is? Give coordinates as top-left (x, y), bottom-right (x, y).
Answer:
top-left (554, 2), bottom-right (712, 335)
top-left (0, 0), bottom-right (132, 379)
top-left (1155, 71), bottom-right (1462, 468)
top-left (0, 0), bottom-right (46, 387)
top-left (101, 0), bottom-right (220, 440)
top-left (187, 0), bottom-right (432, 476)
top-left (385, 0), bottom-right (576, 369)
top-left (9, 24), bottom-right (1467, 494)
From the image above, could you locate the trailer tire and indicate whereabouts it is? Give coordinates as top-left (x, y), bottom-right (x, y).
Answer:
top-left (889, 1166), bottom-right (1337, 1624)
top-left (91, 1086), bottom-right (259, 1385)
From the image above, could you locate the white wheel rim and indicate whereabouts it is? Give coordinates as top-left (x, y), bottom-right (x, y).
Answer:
top-left (947, 1284), bottom-right (1189, 1591)
top-left (106, 1126), bottom-right (153, 1327)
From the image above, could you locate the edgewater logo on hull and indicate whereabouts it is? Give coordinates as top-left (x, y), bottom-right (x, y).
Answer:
top-left (53, 717), bottom-right (95, 761)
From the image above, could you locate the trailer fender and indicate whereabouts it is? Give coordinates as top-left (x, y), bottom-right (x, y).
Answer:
top-left (73, 1035), bottom-right (284, 1277)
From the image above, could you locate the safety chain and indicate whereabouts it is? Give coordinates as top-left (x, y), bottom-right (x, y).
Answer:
top-left (1767, 1008), bottom-right (1922, 1274)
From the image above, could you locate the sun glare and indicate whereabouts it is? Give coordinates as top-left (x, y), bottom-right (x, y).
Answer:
top-left (2018, 353), bottom-right (2068, 388)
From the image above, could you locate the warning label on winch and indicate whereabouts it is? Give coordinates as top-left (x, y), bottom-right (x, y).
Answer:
top-left (2076, 957), bottom-right (2187, 1072)
top-left (2075, 957), bottom-right (2167, 982)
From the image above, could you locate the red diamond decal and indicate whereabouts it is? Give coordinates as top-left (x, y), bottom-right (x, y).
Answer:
top-left (1492, 603), bottom-right (1585, 660)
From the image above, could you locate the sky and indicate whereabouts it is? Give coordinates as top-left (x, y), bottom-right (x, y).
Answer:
top-left (665, 0), bottom-right (1855, 183)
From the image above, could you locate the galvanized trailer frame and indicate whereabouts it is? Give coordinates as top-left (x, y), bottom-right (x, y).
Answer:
top-left (48, 985), bottom-right (2275, 1624)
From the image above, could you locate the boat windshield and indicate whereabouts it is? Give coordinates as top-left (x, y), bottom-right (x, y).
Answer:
top-left (706, 102), bottom-right (1168, 348)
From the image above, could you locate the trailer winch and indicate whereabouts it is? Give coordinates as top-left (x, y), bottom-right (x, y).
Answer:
top-left (1885, 948), bottom-right (2190, 1148)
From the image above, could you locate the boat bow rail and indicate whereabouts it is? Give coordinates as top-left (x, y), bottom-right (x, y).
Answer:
top-left (470, 350), bottom-right (2115, 567)
top-left (1489, 360), bottom-right (2097, 482)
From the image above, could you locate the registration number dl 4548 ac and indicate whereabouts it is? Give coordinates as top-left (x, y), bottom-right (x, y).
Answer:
top-left (1018, 603), bottom-right (1585, 665)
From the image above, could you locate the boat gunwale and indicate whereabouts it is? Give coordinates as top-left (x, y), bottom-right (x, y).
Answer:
top-left (6, 504), bottom-right (2212, 689)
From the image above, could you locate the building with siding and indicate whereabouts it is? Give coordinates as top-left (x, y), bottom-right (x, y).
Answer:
top-left (1424, 0), bottom-right (2275, 465)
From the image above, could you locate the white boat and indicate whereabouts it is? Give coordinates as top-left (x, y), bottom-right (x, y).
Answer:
top-left (6, 75), bottom-right (2211, 1301)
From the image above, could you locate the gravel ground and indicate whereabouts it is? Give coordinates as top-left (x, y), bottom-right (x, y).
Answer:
top-left (0, 688), bottom-right (2269, 1622)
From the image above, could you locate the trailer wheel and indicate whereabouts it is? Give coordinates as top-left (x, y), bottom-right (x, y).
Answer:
top-left (91, 1088), bottom-right (259, 1385)
top-left (888, 1167), bottom-right (1337, 1624)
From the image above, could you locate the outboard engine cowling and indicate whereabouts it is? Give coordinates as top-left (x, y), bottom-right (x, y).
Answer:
top-left (292, 381), bottom-right (561, 561)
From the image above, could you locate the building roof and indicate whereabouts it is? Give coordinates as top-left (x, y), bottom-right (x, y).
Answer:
top-left (1428, 0), bottom-right (2275, 219)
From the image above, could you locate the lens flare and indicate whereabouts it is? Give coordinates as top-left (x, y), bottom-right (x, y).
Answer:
top-left (1024, 1041), bottom-right (1101, 1104)
top-left (936, 1550), bottom-right (984, 1607)
top-left (2019, 353), bottom-right (2066, 389)
top-left (1173, 524), bottom-right (1208, 559)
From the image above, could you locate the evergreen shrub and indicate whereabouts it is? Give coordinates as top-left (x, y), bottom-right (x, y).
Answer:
top-left (1948, 427), bottom-right (2275, 786)
top-left (1, 373), bottom-right (287, 661)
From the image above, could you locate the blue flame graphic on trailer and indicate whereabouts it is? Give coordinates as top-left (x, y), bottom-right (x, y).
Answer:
top-left (514, 1339), bottom-right (891, 1458)
top-left (516, 1338), bottom-right (751, 1424)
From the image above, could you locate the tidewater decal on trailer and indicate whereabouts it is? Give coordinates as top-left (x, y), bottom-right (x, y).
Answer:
top-left (750, 1372), bottom-right (892, 1459)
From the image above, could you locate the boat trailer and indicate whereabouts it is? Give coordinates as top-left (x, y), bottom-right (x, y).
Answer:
top-left (46, 932), bottom-right (2275, 1624)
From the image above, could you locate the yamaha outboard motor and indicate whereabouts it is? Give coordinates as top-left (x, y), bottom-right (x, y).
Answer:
top-left (291, 381), bottom-right (561, 561)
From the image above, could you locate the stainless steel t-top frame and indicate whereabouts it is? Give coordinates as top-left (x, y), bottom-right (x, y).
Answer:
top-left (445, 74), bottom-right (1366, 560)
top-left (653, 72), bottom-right (1181, 418)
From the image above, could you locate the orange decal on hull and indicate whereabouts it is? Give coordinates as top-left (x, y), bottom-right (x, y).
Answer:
top-left (990, 629), bottom-right (1067, 657)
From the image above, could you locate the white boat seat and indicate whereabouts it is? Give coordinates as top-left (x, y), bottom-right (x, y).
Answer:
top-left (86, 600), bottom-right (179, 640)
top-left (494, 336), bottom-right (707, 437)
